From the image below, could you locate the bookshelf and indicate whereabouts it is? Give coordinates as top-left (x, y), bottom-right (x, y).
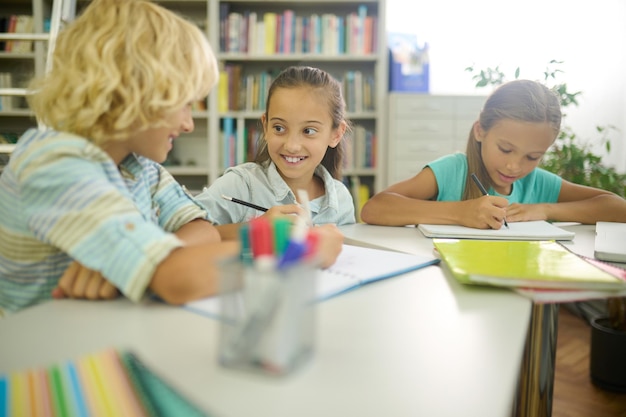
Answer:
top-left (10, 0), bottom-right (388, 216)
top-left (164, 0), bottom-right (389, 213)
top-left (0, 0), bottom-right (52, 158)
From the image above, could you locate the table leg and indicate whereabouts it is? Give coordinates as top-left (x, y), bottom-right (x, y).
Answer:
top-left (513, 303), bottom-right (559, 417)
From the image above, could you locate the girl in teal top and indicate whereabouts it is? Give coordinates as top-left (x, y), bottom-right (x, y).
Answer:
top-left (361, 80), bottom-right (626, 228)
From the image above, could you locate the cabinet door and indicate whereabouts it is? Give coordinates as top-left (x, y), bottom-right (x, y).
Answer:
top-left (387, 94), bottom-right (486, 187)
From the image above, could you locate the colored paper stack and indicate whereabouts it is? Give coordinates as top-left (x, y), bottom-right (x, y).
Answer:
top-left (0, 349), bottom-right (208, 417)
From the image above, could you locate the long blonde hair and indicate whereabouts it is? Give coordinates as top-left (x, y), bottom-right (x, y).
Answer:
top-left (27, 0), bottom-right (218, 146)
top-left (464, 79), bottom-right (562, 199)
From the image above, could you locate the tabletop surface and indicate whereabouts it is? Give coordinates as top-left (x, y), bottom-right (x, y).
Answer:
top-left (0, 223), bottom-right (568, 417)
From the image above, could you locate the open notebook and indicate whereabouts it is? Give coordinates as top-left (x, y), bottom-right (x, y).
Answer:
top-left (184, 244), bottom-right (439, 318)
top-left (418, 220), bottom-right (575, 240)
top-left (595, 221), bottom-right (626, 263)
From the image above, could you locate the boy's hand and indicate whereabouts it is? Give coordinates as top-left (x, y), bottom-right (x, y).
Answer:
top-left (52, 261), bottom-right (120, 300)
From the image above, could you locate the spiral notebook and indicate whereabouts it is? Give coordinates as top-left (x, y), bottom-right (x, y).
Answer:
top-left (315, 244), bottom-right (440, 300)
top-left (184, 244), bottom-right (439, 318)
top-left (418, 220), bottom-right (575, 241)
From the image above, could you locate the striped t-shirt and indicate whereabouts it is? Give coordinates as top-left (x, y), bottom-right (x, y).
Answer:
top-left (0, 128), bottom-right (211, 316)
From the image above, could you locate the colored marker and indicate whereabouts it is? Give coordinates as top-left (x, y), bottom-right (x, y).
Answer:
top-left (239, 222), bottom-right (253, 265)
top-left (470, 173), bottom-right (509, 228)
top-left (272, 217), bottom-right (291, 257)
top-left (277, 216), bottom-right (308, 269)
top-left (250, 217), bottom-right (275, 269)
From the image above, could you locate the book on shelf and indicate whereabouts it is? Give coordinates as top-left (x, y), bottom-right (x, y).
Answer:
top-left (434, 239), bottom-right (626, 292)
top-left (355, 183), bottom-right (370, 223)
top-left (0, 349), bottom-right (209, 417)
top-left (2, 15), bottom-right (18, 52)
top-left (1, 15), bottom-right (34, 53)
top-left (218, 8), bottom-right (377, 55)
top-left (221, 117), bottom-right (236, 169)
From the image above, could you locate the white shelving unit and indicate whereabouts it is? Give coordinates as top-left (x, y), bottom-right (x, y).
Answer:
top-left (0, 0), bottom-right (74, 161)
top-left (0, 0), bottom-right (48, 156)
top-left (6, 1), bottom-right (388, 213)
top-left (387, 93), bottom-right (487, 187)
top-left (161, 0), bottom-right (388, 206)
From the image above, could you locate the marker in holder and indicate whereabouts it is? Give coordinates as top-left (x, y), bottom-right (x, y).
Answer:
top-left (218, 217), bottom-right (317, 376)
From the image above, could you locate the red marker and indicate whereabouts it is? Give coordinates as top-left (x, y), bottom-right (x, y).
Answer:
top-left (250, 217), bottom-right (273, 259)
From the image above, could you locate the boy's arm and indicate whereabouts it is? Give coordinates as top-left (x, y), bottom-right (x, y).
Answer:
top-left (54, 217), bottom-right (222, 300)
top-left (149, 240), bottom-right (240, 305)
top-left (175, 218), bottom-right (221, 245)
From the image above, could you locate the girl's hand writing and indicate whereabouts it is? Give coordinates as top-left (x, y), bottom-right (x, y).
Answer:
top-left (463, 195), bottom-right (510, 229)
top-left (52, 261), bottom-right (120, 300)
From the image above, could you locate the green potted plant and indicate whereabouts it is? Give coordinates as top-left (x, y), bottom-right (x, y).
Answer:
top-left (466, 61), bottom-right (626, 391)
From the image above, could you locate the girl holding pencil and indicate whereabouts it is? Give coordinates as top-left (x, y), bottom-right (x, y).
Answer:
top-left (360, 79), bottom-right (626, 228)
top-left (196, 66), bottom-right (356, 243)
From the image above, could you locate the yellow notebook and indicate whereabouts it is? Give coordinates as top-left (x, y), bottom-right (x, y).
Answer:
top-left (433, 239), bottom-right (626, 291)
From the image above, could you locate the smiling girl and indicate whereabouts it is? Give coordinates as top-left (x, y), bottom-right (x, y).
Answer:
top-left (196, 66), bottom-right (355, 244)
top-left (360, 79), bottom-right (626, 228)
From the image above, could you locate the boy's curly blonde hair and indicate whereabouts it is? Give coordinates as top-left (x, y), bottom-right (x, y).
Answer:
top-left (28, 0), bottom-right (218, 146)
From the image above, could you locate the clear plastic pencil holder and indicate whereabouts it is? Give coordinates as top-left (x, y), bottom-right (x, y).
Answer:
top-left (217, 258), bottom-right (316, 376)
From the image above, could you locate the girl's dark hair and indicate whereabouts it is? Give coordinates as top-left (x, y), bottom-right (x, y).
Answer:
top-left (254, 66), bottom-right (351, 179)
top-left (463, 79), bottom-right (562, 200)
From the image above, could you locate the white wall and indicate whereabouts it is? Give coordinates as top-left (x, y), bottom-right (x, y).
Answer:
top-left (387, 0), bottom-right (626, 171)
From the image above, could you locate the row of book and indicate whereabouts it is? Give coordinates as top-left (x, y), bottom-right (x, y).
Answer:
top-left (217, 118), bottom-right (375, 171)
top-left (219, 6), bottom-right (378, 56)
top-left (218, 65), bottom-right (375, 114)
top-left (0, 15), bottom-right (35, 53)
top-left (0, 349), bottom-right (207, 417)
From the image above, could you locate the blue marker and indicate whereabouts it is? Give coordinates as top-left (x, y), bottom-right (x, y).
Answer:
top-left (277, 216), bottom-right (308, 269)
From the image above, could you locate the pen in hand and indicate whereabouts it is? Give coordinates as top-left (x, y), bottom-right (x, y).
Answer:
top-left (470, 173), bottom-right (509, 228)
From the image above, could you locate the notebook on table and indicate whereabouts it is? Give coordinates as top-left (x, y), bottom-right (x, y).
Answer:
top-left (433, 239), bottom-right (626, 291)
top-left (184, 244), bottom-right (440, 318)
top-left (418, 220), bottom-right (575, 241)
top-left (595, 221), bottom-right (626, 263)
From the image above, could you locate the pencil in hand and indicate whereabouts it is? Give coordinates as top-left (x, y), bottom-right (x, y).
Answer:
top-left (470, 173), bottom-right (509, 228)
top-left (221, 195), bottom-right (268, 212)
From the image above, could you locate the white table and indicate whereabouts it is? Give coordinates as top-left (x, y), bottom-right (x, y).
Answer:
top-left (1, 224), bottom-right (565, 417)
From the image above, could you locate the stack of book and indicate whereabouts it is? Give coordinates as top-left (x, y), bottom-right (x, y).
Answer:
top-left (434, 238), bottom-right (626, 303)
